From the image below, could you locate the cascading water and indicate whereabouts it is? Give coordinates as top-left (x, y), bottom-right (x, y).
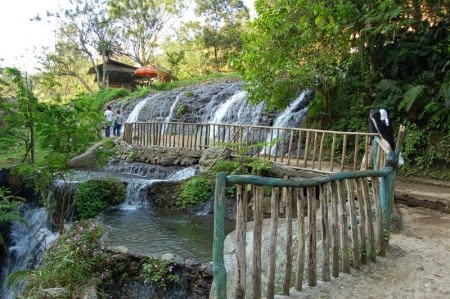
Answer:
top-left (126, 94), bottom-right (157, 123)
top-left (260, 91), bottom-right (310, 156)
top-left (164, 93), bottom-right (183, 124)
top-left (2, 206), bottom-right (59, 299)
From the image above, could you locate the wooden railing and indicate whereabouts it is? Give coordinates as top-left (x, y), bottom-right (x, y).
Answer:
top-left (123, 122), bottom-right (382, 173)
top-left (213, 162), bottom-right (397, 299)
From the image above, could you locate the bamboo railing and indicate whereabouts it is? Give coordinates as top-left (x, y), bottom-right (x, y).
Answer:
top-left (213, 165), bottom-right (396, 299)
top-left (123, 122), bottom-right (382, 173)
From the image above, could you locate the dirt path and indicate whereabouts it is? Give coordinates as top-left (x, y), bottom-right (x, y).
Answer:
top-left (282, 205), bottom-right (450, 299)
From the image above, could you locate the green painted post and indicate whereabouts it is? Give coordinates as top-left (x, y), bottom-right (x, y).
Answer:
top-left (213, 173), bottom-right (227, 299)
top-left (381, 152), bottom-right (396, 243)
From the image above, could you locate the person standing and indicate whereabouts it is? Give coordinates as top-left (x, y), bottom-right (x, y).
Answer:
top-left (104, 106), bottom-right (114, 137)
top-left (362, 108), bottom-right (395, 169)
top-left (113, 109), bottom-right (124, 137)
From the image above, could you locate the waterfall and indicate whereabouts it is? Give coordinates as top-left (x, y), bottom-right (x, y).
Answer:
top-left (164, 93), bottom-right (183, 123)
top-left (207, 90), bottom-right (264, 125)
top-left (126, 94), bottom-right (156, 123)
top-left (106, 161), bottom-right (182, 179)
top-left (167, 165), bottom-right (198, 181)
top-left (260, 91), bottom-right (310, 156)
top-left (2, 206), bottom-right (59, 299)
top-left (120, 178), bottom-right (159, 210)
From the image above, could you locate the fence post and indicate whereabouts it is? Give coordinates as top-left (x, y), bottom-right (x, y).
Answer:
top-left (380, 151), bottom-right (396, 243)
top-left (213, 173), bottom-right (227, 299)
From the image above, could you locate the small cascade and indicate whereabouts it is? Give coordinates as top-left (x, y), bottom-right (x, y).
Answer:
top-left (260, 91), bottom-right (310, 156)
top-left (206, 90), bottom-right (265, 125)
top-left (2, 205), bottom-right (59, 299)
top-left (164, 93), bottom-right (183, 124)
top-left (126, 94), bottom-right (156, 123)
top-left (121, 178), bottom-right (158, 210)
top-left (166, 165), bottom-right (198, 181)
top-left (106, 160), bottom-right (182, 179)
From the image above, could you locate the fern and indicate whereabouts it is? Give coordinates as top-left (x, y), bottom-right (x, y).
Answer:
top-left (376, 79), bottom-right (401, 93)
top-left (399, 85), bottom-right (425, 112)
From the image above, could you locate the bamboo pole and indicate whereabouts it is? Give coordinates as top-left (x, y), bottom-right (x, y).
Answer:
top-left (235, 185), bottom-right (248, 299)
top-left (330, 134), bottom-right (336, 172)
top-left (287, 129), bottom-right (294, 166)
top-left (282, 187), bottom-right (293, 295)
top-left (353, 135), bottom-right (360, 170)
top-left (372, 178), bottom-right (385, 256)
top-left (303, 131), bottom-right (310, 168)
top-left (330, 181), bottom-right (340, 277)
top-left (340, 135), bottom-right (348, 172)
top-left (307, 186), bottom-right (317, 287)
top-left (318, 132), bottom-right (325, 170)
top-left (354, 179), bottom-right (367, 265)
top-left (320, 184), bottom-right (331, 282)
top-left (361, 177), bottom-right (376, 262)
top-left (338, 180), bottom-right (350, 273)
top-left (252, 186), bottom-right (264, 299)
top-left (213, 173), bottom-right (227, 299)
top-left (337, 181), bottom-right (350, 273)
top-left (312, 131), bottom-right (319, 169)
top-left (346, 179), bottom-right (360, 269)
top-left (295, 188), bottom-right (306, 290)
top-left (266, 187), bottom-right (280, 299)
top-left (296, 131), bottom-right (303, 167)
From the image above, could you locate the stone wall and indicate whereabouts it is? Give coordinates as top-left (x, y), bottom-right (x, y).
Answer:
top-left (116, 142), bottom-right (202, 167)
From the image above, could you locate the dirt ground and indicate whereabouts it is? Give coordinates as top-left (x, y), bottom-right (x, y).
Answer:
top-left (282, 204), bottom-right (450, 299)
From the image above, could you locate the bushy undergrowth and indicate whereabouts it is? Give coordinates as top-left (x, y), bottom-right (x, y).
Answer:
top-left (140, 256), bottom-right (179, 291)
top-left (92, 138), bottom-right (118, 167)
top-left (178, 176), bottom-right (212, 208)
top-left (19, 220), bottom-right (110, 298)
top-left (74, 178), bottom-right (125, 219)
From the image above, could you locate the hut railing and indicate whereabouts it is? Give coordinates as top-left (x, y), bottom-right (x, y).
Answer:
top-left (213, 159), bottom-right (398, 299)
top-left (123, 122), bottom-right (380, 173)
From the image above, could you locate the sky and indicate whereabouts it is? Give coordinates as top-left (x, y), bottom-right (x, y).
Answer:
top-left (0, 0), bottom-right (255, 74)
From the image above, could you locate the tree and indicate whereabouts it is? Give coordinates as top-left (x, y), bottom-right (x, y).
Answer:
top-left (0, 68), bottom-right (40, 164)
top-left (239, 0), bottom-right (349, 120)
top-left (108, 0), bottom-right (186, 66)
top-left (195, 0), bottom-right (250, 72)
top-left (46, 0), bottom-right (120, 88)
top-left (36, 39), bottom-right (95, 99)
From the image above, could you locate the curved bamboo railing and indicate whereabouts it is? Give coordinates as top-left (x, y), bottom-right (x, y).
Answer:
top-left (123, 122), bottom-right (383, 173)
top-left (213, 165), bottom-right (396, 299)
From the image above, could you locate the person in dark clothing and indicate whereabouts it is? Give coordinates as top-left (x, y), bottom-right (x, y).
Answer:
top-left (362, 108), bottom-right (396, 170)
top-left (369, 109), bottom-right (395, 151)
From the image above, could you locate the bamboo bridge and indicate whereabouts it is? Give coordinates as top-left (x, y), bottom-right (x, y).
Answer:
top-left (123, 121), bottom-right (406, 299)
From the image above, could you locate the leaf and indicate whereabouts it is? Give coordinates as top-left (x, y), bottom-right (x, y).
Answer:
top-left (5, 269), bottom-right (33, 287)
top-left (399, 85), bottom-right (425, 112)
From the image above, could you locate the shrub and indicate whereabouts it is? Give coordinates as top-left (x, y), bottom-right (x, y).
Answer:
top-left (92, 138), bottom-right (117, 167)
top-left (178, 176), bottom-right (212, 207)
top-left (140, 256), bottom-right (179, 291)
top-left (19, 220), bottom-right (110, 298)
top-left (175, 104), bottom-right (186, 116)
top-left (74, 178), bottom-right (125, 219)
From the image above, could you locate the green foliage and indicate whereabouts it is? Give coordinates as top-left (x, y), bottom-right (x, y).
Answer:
top-left (0, 188), bottom-right (25, 250)
top-left (74, 178), bottom-right (125, 219)
top-left (140, 256), bottom-right (179, 291)
top-left (92, 138), bottom-right (118, 167)
top-left (18, 220), bottom-right (111, 298)
top-left (178, 176), bottom-right (212, 207)
top-left (129, 86), bottom-right (151, 100)
top-left (94, 88), bottom-right (130, 109)
top-left (0, 68), bottom-right (39, 164)
top-left (175, 104), bottom-right (186, 116)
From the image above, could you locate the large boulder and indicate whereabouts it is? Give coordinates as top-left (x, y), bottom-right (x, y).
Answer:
top-left (67, 141), bottom-right (103, 170)
top-left (199, 146), bottom-right (232, 173)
